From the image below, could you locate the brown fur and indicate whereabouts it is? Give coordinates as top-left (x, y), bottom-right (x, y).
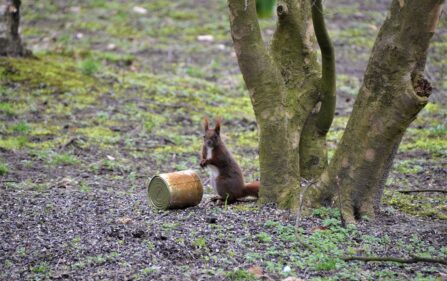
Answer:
top-left (200, 118), bottom-right (259, 203)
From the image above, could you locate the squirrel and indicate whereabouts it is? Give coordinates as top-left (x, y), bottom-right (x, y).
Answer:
top-left (199, 118), bottom-right (259, 204)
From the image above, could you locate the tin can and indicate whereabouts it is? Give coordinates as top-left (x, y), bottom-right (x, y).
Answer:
top-left (147, 170), bottom-right (203, 210)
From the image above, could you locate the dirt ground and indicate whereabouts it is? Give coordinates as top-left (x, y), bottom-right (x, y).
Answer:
top-left (0, 0), bottom-right (446, 280)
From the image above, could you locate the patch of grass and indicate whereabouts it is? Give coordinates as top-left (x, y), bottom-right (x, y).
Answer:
top-left (79, 182), bottom-right (92, 193)
top-left (0, 102), bottom-right (17, 116)
top-left (71, 252), bottom-right (118, 270)
top-left (232, 204), bottom-right (259, 212)
top-left (400, 137), bottom-right (447, 157)
top-left (77, 126), bottom-right (120, 144)
top-left (79, 58), bottom-right (100, 76)
top-left (11, 121), bottom-right (31, 134)
top-left (0, 136), bottom-right (28, 150)
top-left (31, 262), bottom-right (50, 274)
top-left (256, 232), bottom-right (272, 243)
top-left (0, 162), bottom-right (9, 176)
top-left (49, 153), bottom-right (79, 166)
top-left (394, 160), bottom-right (423, 174)
top-left (225, 269), bottom-right (259, 281)
top-left (382, 190), bottom-right (447, 220)
top-left (140, 266), bottom-right (159, 276)
top-left (193, 237), bottom-right (206, 248)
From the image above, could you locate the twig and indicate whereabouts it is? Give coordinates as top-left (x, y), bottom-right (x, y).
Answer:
top-left (0, 180), bottom-right (18, 183)
top-left (398, 189), bottom-right (447, 194)
top-left (295, 180), bottom-right (316, 229)
top-left (342, 255), bottom-right (447, 265)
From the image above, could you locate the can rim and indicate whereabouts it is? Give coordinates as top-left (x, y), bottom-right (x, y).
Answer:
top-left (147, 175), bottom-right (171, 210)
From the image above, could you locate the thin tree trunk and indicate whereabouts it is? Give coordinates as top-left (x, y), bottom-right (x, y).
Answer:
top-left (0, 0), bottom-right (29, 56)
top-left (316, 0), bottom-right (444, 223)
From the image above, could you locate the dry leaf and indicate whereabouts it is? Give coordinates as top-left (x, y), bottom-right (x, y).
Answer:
top-left (282, 277), bottom-right (304, 281)
top-left (247, 266), bottom-right (263, 278)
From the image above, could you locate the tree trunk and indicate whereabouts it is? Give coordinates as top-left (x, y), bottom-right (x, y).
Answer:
top-left (228, 0), bottom-right (442, 219)
top-left (228, 0), bottom-right (334, 208)
top-left (0, 0), bottom-right (29, 56)
top-left (316, 0), bottom-right (443, 223)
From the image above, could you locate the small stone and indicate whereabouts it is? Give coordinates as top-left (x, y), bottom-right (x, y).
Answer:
top-left (282, 265), bottom-right (291, 273)
top-left (197, 35), bottom-right (214, 42)
top-left (107, 43), bottom-right (116, 50)
top-left (133, 6), bottom-right (148, 15)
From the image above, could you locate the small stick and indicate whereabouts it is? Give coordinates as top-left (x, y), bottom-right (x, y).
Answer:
top-left (295, 180), bottom-right (316, 229)
top-left (398, 189), bottom-right (447, 194)
top-left (342, 255), bottom-right (447, 265)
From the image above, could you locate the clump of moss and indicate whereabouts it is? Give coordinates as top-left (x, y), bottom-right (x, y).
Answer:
top-left (0, 162), bottom-right (9, 175)
top-left (383, 190), bottom-right (447, 220)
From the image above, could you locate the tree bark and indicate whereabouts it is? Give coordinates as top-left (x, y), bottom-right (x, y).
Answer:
top-left (228, 0), bottom-right (332, 208)
top-left (0, 0), bottom-right (29, 56)
top-left (316, 0), bottom-right (443, 223)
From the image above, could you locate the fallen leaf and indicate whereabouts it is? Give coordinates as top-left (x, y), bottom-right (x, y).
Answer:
top-left (247, 266), bottom-right (263, 278)
top-left (282, 277), bottom-right (304, 281)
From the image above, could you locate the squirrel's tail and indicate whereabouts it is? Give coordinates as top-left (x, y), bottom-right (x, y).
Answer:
top-left (243, 181), bottom-right (260, 198)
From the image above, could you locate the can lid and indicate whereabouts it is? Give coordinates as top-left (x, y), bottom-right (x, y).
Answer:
top-left (147, 176), bottom-right (171, 210)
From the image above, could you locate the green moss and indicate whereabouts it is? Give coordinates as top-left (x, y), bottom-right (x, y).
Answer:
top-left (383, 190), bottom-right (447, 220)
top-left (225, 269), bottom-right (259, 281)
top-left (11, 121), bottom-right (31, 134)
top-left (49, 153), bottom-right (80, 166)
top-left (232, 204), bottom-right (259, 212)
top-left (77, 126), bottom-right (120, 144)
top-left (0, 162), bottom-right (9, 175)
top-left (0, 102), bottom-right (17, 116)
top-left (400, 137), bottom-right (447, 157)
top-left (337, 74), bottom-right (360, 96)
top-left (0, 56), bottom-right (95, 92)
top-left (0, 136), bottom-right (28, 150)
top-left (424, 103), bottom-right (441, 114)
top-left (394, 160), bottom-right (423, 174)
top-left (79, 58), bottom-right (100, 76)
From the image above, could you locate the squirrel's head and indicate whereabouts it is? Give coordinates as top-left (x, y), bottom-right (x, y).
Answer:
top-left (203, 117), bottom-right (221, 148)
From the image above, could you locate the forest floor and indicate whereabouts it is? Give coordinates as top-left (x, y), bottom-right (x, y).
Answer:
top-left (0, 0), bottom-right (446, 280)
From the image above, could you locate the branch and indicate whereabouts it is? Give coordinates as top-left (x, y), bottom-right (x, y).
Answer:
top-left (311, 0), bottom-right (336, 135)
top-left (342, 255), bottom-right (447, 265)
top-left (398, 189), bottom-right (447, 194)
top-left (228, 0), bottom-right (283, 106)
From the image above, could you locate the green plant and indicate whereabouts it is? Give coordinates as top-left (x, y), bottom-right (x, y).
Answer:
top-left (256, 232), bottom-right (272, 243)
top-left (11, 121), bottom-right (31, 133)
top-left (49, 153), bottom-right (79, 165)
top-left (193, 237), bottom-right (206, 248)
top-left (80, 58), bottom-right (99, 75)
top-left (32, 262), bottom-right (50, 274)
top-left (0, 162), bottom-right (8, 175)
top-left (225, 269), bottom-right (258, 281)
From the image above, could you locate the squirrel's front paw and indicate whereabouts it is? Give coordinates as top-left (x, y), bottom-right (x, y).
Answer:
top-left (200, 159), bottom-right (207, 168)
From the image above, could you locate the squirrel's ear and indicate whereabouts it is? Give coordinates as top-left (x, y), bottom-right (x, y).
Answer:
top-left (215, 118), bottom-right (221, 135)
top-left (204, 117), bottom-right (209, 131)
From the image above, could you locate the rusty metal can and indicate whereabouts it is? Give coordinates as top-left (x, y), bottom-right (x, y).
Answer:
top-left (147, 170), bottom-right (203, 210)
